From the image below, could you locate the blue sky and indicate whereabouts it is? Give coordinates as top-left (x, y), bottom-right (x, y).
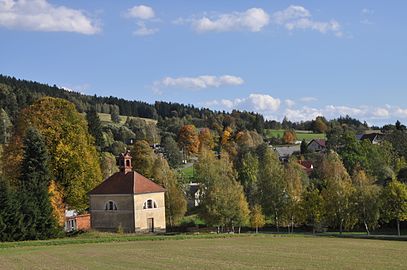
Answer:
top-left (0, 0), bottom-right (406, 125)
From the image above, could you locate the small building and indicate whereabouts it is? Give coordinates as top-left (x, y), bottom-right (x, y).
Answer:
top-left (307, 139), bottom-right (327, 153)
top-left (358, 133), bottom-right (384, 144)
top-left (64, 210), bottom-right (91, 232)
top-left (273, 145), bottom-right (301, 162)
top-left (187, 182), bottom-right (201, 209)
top-left (89, 151), bottom-right (166, 233)
top-left (298, 160), bottom-right (314, 176)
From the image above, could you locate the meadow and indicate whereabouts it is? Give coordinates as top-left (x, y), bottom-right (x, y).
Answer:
top-left (265, 129), bottom-right (326, 141)
top-left (96, 113), bottom-right (157, 125)
top-left (0, 233), bottom-right (405, 270)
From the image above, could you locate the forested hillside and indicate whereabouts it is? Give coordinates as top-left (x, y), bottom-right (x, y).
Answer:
top-left (1, 74), bottom-right (407, 241)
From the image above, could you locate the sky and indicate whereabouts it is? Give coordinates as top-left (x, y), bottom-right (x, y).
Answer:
top-left (0, 0), bottom-right (406, 126)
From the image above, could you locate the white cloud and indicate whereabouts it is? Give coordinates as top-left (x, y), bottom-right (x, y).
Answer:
top-left (272, 5), bottom-right (311, 24)
top-left (188, 8), bottom-right (270, 32)
top-left (372, 108), bottom-right (389, 118)
top-left (133, 21), bottom-right (158, 36)
top-left (300, 97), bottom-right (318, 103)
top-left (127, 5), bottom-right (155, 20)
top-left (155, 75), bottom-right (244, 90)
top-left (0, 0), bottom-right (100, 34)
top-left (360, 8), bottom-right (374, 25)
top-left (285, 107), bottom-right (323, 122)
top-left (205, 93), bottom-right (407, 125)
top-left (205, 93), bottom-right (281, 114)
top-left (125, 5), bottom-right (158, 36)
top-left (362, 8), bottom-right (374, 15)
top-left (248, 94), bottom-right (281, 111)
top-left (285, 99), bottom-right (295, 107)
top-left (394, 108), bottom-right (407, 118)
top-left (271, 5), bottom-right (342, 36)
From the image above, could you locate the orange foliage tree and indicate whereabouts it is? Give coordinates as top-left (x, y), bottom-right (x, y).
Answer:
top-left (283, 130), bottom-right (297, 144)
top-left (199, 128), bottom-right (215, 151)
top-left (178, 124), bottom-right (199, 159)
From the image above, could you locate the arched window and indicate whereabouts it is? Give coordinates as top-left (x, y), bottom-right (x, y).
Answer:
top-left (126, 160), bottom-right (130, 167)
top-left (143, 199), bottom-right (157, 209)
top-left (105, 200), bottom-right (118, 211)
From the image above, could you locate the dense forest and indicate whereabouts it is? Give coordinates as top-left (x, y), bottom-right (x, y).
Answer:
top-left (1, 74), bottom-right (407, 241)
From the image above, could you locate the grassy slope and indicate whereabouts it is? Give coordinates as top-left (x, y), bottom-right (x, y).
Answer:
top-left (181, 165), bottom-right (194, 179)
top-left (82, 112), bottom-right (157, 126)
top-left (0, 234), bottom-right (405, 270)
top-left (265, 129), bottom-right (326, 141)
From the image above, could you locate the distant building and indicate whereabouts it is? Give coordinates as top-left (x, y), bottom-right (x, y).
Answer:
top-left (298, 160), bottom-right (314, 176)
top-left (89, 151), bottom-right (166, 233)
top-left (273, 145), bottom-right (301, 162)
top-left (307, 139), bottom-right (327, 153)
top-left (187, 183), bottom-right (201, 209)
top-left (64, 210), bottom-right (91, 232)
top-left (357, 133), bottom-right (384, 144)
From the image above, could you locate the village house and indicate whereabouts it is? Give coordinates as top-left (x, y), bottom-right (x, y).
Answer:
top-left (64, 210), bottom-right (91, 232)
top-left (273, 145), bottom-right (301, 162)
top-left (307, 139), bottom-right (327, 153)
top-left (357, 132), bottom-right (384, 144)
top-left (89, 151), bottom-right (166, 233)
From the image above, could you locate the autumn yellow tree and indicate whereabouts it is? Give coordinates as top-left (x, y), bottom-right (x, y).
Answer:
top-left (2, 97), bottom-right (102, 212)
top-left (178, 124), bottom-right (199, 159)
top-left (152, 157), bottom-right (187, 227)
top-left (284, 159), bottom-right (308, 233)
top-left (282, 130), bottom-right (297, 144)
top-left (132, 140), bottom-right (155, 178)
top-left (320, 152), bottom-right (356, 234)
top-left (198, 128), bottom-right (215, 151)
top-left (250, 204), bottom-right (266, 233)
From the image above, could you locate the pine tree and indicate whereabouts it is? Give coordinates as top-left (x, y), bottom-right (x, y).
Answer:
top-left (110, 106), bottom-right (121, 123)
top-left (86, 107), bottom-right (104, 148)
top-left (0, 108), bottom-right (12, 144)
top-left (0, 178), bottom-right (24, 241)
top-left (19, 127), bottom-right (59, 240)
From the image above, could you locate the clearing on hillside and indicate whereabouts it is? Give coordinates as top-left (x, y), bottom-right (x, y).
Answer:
top-left (0, 234), bottom-right (405, 270)
top-left (265, 129), bottom-right (326, 141)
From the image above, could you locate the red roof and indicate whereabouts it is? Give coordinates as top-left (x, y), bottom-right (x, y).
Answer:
top-left (298, 160), bottom-right (314, 176)
top-left (311, 139), bottom-right (326, 147)
top-left (89, 171), bottom-right (165, 195)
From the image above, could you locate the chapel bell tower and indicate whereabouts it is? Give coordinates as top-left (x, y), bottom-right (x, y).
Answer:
top-left (119, 150), bottom-right (132, 173)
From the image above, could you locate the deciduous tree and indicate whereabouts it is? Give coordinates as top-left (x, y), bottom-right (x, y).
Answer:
top-left (250, 204), bottom-right (265, 233)
top-left (178, 125), bottom-right (199, 159)
top-left (152, 157), bottom-right (187, 227)
top-left (2, 97), bottom-right (102, 212)
top-left (198, 128), bottom-right (215, 151)
top-left (381, 180), bottom-right (407, 236)
top-left (132, 140), bottom-right (155, 178)
top-left (352, 170), bottom-right (381, 235)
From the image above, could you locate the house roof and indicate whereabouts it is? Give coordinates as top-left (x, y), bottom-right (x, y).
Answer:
top-left (359, 133), bottom-right (383, 143)
top-left (309, 139), bottom-right (326, 147)
top-left (274, 145), bottom-right (301, 158)
top-left (89, 171), bottom-right (165, 195)
top-left (298, 160), bottom-right (313, 176)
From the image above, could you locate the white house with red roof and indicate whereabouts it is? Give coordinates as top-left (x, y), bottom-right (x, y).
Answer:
top-left (89, 151), bottom-right (166, 233)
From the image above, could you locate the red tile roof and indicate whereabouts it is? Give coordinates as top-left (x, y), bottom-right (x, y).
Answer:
top-left (89, 171), bottom-right (165, 195)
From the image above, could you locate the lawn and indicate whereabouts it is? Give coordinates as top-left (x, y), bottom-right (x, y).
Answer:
top-left (265, 129), bottom-right (326, 141)
top-left (90, 113), bottom-right (157, 126)
top-left (0, 234), bottom-right (405, 270)
top-left (181, 164), bottom-right (194, 179)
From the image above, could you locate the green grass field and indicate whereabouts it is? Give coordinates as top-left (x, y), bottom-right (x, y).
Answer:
top-left (265, 129), bottom-right (326, 141)
top-left (181, 165), bottom-right (194, 179)
top-left (85, 112), bottom-right (157, 126)
top-left (0, 234), bottom-right (405, 269)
